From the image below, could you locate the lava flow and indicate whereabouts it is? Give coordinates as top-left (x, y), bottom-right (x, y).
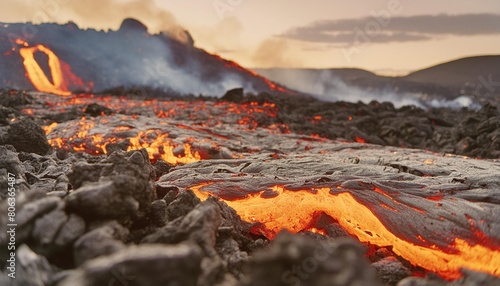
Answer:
top-left (21, 92), bottom-right (500, 282)
top-left (190, 183), bottom-right (500, 280)
top-left (43, 118), bottom-right (202, 165)
top-left (17, 39), bottom-right (90, 96)
top-left (37, 93), bottom-right (289, 164)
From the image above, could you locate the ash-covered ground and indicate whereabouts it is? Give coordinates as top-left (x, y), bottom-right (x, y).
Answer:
top-left (0, 89), bottom-right (499, 286)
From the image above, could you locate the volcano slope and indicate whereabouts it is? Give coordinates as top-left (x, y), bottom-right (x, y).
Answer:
top-left (0, 90), bottom-right (499, 286)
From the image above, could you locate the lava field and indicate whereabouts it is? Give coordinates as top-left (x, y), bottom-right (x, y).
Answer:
top-left (0, 89), bottom-right (499, 286)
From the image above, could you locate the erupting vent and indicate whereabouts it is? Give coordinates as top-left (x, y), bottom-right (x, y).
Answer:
top-left (1, 21), bottom-right (290, 95)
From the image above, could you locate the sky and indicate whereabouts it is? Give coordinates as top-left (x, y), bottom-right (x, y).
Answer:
top-left (1, 0), bottom-right (499, 75)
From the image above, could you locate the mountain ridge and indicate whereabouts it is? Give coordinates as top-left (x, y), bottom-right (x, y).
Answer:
top-left (255, 55), bottom-right (500, 106)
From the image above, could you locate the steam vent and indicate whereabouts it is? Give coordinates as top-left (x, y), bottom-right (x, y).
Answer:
top-left (0, 18), bottom-right (500, 286)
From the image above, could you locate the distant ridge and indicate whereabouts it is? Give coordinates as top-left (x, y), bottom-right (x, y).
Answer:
top-left (256, 55), bottom-right (500, 106)
top-left (404, 55), bottom-right (500, 87)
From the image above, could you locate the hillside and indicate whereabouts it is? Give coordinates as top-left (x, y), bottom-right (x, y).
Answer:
top-left (404, 55), bottom-right (500, 87)
top-left (255, 55), bottom-right (500, 107)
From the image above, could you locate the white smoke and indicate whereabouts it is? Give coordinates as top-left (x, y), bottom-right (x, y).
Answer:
top-left (427, 95), bottom-right (481, 109)
top-left (256, 69), bottom-right (424, 108)
top-left (255, 68), bottom-right (481, 109)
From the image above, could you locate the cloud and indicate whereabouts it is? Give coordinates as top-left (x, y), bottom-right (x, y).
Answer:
top-left (251, 38), bottom-right (303, 68)
top-left (281, 13), bottom-right (500, 45)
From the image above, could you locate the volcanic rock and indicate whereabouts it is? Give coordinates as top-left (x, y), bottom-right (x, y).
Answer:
top-left (0, 89), bottom-right (499, 286)
top-left (66, 180), bottom-right (141, 220)
top-left (397, 269), bottom-right (500, 286)
top-left (372, 256), bottom-right (411, 286)
top-left (61, 244), bottom-right (203, 286)
top-left (0, 89), bottom-right (31, 107)
top-left (73, 220), bottom-right (128, 266)
top-left (31, 202), bottom-right (67, 250)
top-left (163, 146), bottom-right (500, 278)
top-left (241, 231), bottom-right (381, 286)
top-left (0, 145), bottom-right (29, 197)
top-left (65, 149), bottom-right (155, 222)
top-left (119, 18), bottom-right (148, 32)
top-left (0, 105), bottom-right (21, 125)
top-left (165, 189), bottom-right (201, 220)
top-left (0, 244), bottom-right (58, 286)
top-left (148, 199), bottom-right (168, 226)
top-left (83, 103), bottom-right (113, 117)
top-left (153, 159), bottom-right (172, 180)
top-left (143, 198), bottom-right (221, 255)
top-left (1, 118), bottom-right (51, 155)
top-left (12, 196), bottom-right (63, 245)
top-left (66, 161), bottom-right (108, 190)
top-left (53, 213), bottom-right (86, 249)
top-left (222, 88), bottom-right (245, 102)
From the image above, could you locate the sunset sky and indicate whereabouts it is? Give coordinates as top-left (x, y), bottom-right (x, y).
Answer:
top-left (1, 0), bottom-right (500, 75)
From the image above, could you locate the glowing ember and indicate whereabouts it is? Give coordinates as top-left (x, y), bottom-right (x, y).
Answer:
top-left (127, 130), bottom-right (201, 165)
top-left (190, 184), bottom-right (500, 279)
top-left (35, 93), bottom-right (291, 164)
top-left (355, 136), bottom-right (366, 143)
top-left (43, 116), bottom-right (203, 165)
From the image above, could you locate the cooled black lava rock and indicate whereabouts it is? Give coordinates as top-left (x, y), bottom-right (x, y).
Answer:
top-left (1, 118), bottom-right (51, 155)
top-left (0, 106), bottom-right (21, 125)
top-left (143, 199), bottom-right (221, 255)
top-left (83, 103), bottom-right (113, 117)
top-left (0, 244), bottom-right (58, 286)
top-left (148, 199), bottom-right (167, 226)
top-left (119, 17), bottom-right (149, 32)
top-left (73, 220), bottom-right (128, 266)
top-left (222, 88), bottom-right (245, 102)
top-left (0, 89), bottom-right (31, 107)
top-left (241, 231), bottom-right (381, 286)
top-left (397, 269), bottom-right (500, 286)
top-left (372, 256), bottom-right (411, 286)
top-left (0, 145), bottom-right (29, 198)
top-left (65, 149), bottom-right (155, 223)
top-left (60, 244), bottom-right (203, 286)
top-left (165, 189), bottom-right (201, 220)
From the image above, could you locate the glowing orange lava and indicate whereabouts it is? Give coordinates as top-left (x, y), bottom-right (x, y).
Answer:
top-left (19, 44), bottom-right (72, 96)
top-left (127, 130), bottom-right (201, 165)
top-left (191, 184), bottom-right (500, 279)
top-left (17, 40), bottom-right (91, 96)
top-left (43, 119), bottom-right (202, 165)
top-left (38, 95), bottom-right (290, 164)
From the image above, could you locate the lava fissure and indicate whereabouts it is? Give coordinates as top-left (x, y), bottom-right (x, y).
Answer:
top-left (188, 183), bottom-right (500, 279)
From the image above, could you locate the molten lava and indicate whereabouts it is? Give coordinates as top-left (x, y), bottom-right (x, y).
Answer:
top-left (17, 40), bottom-right (90, 96)
top-left (190, 183), bottom-right (500, 280)
top-left (128, 130), bottom-right (201, 165)
top-left (38, 94), bottom-right (290, 164)
top-left (19, 44), bottom-right (71, 96)
top-left (43, 118), bottom-right (202, 165)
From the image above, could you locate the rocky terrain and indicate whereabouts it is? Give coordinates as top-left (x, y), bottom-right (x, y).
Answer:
top-left (0, 89), bottom-right (499, 285)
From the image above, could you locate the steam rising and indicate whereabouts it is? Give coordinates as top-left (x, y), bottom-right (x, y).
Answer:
top-left (256, 69), bottom-right (479, 109)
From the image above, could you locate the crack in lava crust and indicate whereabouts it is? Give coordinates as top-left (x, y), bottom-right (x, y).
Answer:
top-left (189, 183), bottom-right (500, 279)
